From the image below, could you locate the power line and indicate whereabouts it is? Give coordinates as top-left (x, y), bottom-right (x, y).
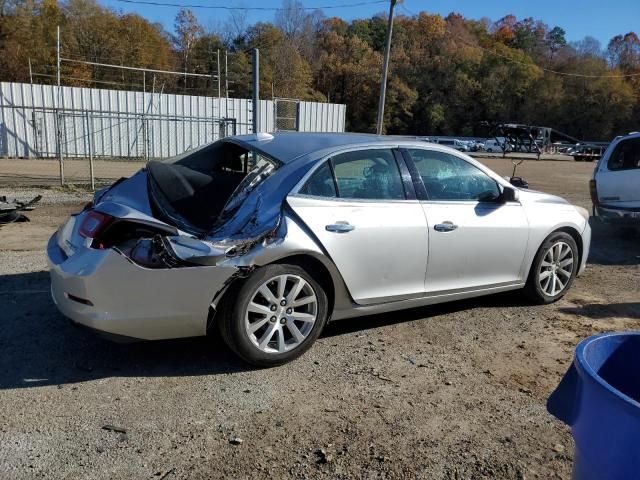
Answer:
top-left (114, 0), bottom-right (387, 10)
top-left (398, 4), bottom-right (640, 79)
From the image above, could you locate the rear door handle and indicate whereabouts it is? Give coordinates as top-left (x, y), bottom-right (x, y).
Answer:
top-left (434, 221), bottom-right (458, 232)
top-left (325, 222), bottom-right (355, 233)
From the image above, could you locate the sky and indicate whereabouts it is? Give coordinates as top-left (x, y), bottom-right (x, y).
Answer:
top-left (100, 0), bottom-right (640, 46)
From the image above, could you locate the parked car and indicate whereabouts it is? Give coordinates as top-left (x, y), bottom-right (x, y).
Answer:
top-left (591, 132), bottom-right (640, 224)
top-left (434, 138), bottom-right (469, 152)
top-left (484, 139), bottom-right (505, 153)
top-left (572, 144), bottom-right (606, 162)
top-left (48, 133), bottom-right (591, 366)
top-left (467, 140), bottom-right (483, 152)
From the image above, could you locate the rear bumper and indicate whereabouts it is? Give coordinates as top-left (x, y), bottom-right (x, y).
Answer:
top-left (594, 205), bottom-right (640, 224)
top-left (47, 233), bottom-right (237, 341)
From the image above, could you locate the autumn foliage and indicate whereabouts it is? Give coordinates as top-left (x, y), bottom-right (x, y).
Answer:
top-left (0, 0), bottom-right (638, 140)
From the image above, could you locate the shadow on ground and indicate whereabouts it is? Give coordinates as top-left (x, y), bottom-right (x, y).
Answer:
top-left (0, 271), bottom-right (253, 390)
top-left (559, 303), bottom-right (640, 320)
top-left (0, 270), bottom-right (528, 390)
top-left (588, 219), bottom-right (640, 266)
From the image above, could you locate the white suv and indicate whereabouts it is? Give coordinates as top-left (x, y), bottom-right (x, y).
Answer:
top-left (484, 139), bottom-right (505, 153)
top-left (591, 132), bottom-right (640, 224)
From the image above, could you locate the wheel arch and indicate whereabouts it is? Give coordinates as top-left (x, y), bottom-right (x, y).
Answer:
top-left (522, 224), bottom-right (584, 282)
top-left (210, 250), bottom-right (348, 332)
top-left (553, 226), bottom-right (584, 268)
top-left (269, 254), bottom-right (336, 317)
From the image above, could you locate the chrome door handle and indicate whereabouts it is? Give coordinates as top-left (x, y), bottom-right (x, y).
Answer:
top-left (434, 221), bottom-right (458, 232)
top-left (325, 222), bottom-right (355, 233)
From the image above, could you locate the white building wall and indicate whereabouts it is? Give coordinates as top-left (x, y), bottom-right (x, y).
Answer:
top-left (0, 82), bottom-right (346, 158)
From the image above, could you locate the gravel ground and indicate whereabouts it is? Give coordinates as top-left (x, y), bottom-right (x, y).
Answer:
top-left (0, 159), bottom-right (638, 479)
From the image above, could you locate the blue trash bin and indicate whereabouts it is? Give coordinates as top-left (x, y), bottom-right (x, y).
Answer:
top-left (547, 331), bottom-right (640, 480)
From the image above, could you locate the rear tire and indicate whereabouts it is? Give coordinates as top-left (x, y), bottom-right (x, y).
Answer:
top-left (524, 232), bottom-right (579, 304)
top-left (219, 264), bottom-right (329, 367)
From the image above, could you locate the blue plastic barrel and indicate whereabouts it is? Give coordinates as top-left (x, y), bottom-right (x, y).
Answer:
top-left (547, 332), bottom-right (640, 480)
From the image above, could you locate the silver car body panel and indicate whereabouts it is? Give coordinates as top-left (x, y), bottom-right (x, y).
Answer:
top-left (96, 170), bottom-right (153, 216)
top-left (47, 133), bottom-right (591, 340)
top-left (48, 232), bottom-right (237, 340)
top-left (287, 195), bottom-right (429, 305)
top-left (420, 200), bottom-right (529, 292)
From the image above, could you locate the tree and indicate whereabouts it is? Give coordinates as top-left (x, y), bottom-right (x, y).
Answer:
top-left (607, 32), bottom-right (640, 71)
top-left (274, 0), bottom-right (306, 39)
top-left (545, 26), bottom-right (566, 60)
top-left (174, 8), bottom-right (203, 90)
top-left (573, 36), bottom-right (602, 58)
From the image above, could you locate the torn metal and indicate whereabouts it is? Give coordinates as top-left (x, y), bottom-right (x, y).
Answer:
top-left (0, 195), bottom-right (42, 225)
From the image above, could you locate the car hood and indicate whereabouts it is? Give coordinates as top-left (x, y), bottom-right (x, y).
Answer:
top-left (518, 188), bottom-right (571, 206)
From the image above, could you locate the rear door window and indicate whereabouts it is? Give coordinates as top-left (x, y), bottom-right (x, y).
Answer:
top-left (608, 138), bottom-right (640, 171)
top-left (299, 162), bottom-right (337, 197)
top-left (331, 149), bottom-right (405, 200)
top-left (299, 149), bottom-right (405, 200)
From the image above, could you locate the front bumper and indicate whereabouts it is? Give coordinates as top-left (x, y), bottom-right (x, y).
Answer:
top-left (578, 222), bottom-right (591, 276)
top-left (47, 232), bottom-right (237, 341)
top-left (594, 205), bottom-right (640, 225)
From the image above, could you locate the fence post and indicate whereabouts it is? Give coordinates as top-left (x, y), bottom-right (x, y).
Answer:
top-left (142, 116), bottom-right (148, 162)
top-left (55, 110), bottom-right (64, 186)
top-left (85, 111), bottom-right (95, 190)
top-left (252, 48), bottom-right (259, 134)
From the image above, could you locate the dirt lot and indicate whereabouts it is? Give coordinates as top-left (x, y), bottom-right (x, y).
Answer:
top-left (1, 158), bottom-right (638, 479)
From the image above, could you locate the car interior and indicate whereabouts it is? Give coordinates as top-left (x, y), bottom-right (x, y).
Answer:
top-left (300, 150), bottom-right (405, 200)
top-left (408, 149), bottom-right (501, 201)
top-left (608, 138), bottom-right (640, 170)
top-left (147, 142), bottom-right (259, 230)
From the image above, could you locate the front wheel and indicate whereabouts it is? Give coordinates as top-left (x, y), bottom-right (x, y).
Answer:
top-left (524, 232), bottom-right (579, 304)
top-left (219, 264), bottom-right (329, 367)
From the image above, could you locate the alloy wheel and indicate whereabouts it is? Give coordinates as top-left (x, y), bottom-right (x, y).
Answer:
top-left (538, 241), bottom-right (574, 297)
top-left (244, 274), bottom-right (318, 354)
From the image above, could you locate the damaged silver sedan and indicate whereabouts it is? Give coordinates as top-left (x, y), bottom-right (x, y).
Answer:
top-left (48, 132), bottom-right (591, 366)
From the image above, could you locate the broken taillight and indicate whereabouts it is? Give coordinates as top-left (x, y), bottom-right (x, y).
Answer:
top-left (589, 179), bottom-right (599, 206)
top-left (79, 210), bottom-right (114, 240)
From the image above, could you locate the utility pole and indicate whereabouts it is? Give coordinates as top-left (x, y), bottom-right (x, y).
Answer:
top-left (56, 25), bottom-right (61, 87)
top-left (376, 0), bottom-right (397, 135)
top-left (252, 48), bottom-right (260, 134)
top-left (224, 49), bottom-right (229, 119)
top-left (28, 58), bottom-right (33, 84)
top-left (56, 24), bottom-right (64, 186)
top-left (217, 49), bottom-right (221, 122)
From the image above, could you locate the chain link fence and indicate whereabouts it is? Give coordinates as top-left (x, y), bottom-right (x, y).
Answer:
top-left (1, 105), bottom-right (242, 188)
top-left (274, 98), bottom-right (299, 131)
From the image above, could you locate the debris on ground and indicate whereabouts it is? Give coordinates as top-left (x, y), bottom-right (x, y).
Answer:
top-left (315, 448), bottom-right (333, 464)
top-left (0, 194), bottom-right (42, 225)
top-left (101, 425), bottom-right (127, 434)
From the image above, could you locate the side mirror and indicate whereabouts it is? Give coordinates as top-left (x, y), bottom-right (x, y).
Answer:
top-left (502, 186), bottom-right (519, 202)
top-left (509, 176), bottom-right (529, 189)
